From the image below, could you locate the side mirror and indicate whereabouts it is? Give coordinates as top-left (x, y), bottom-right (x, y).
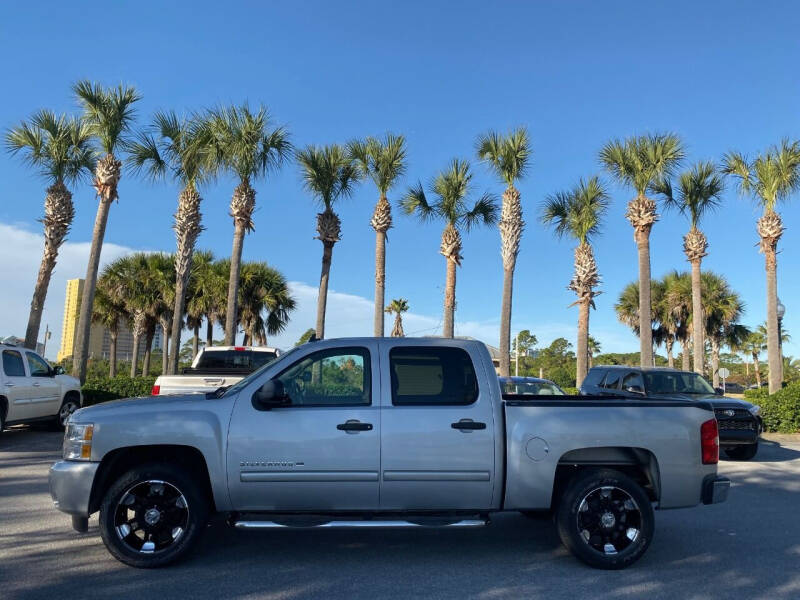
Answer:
top-left (624, 385), bottom-right (644, 395)
top-left (714, 387), bottom-right (724, 396)
top-left (53, 365), bottom-right (65, 376)
top-left (253, 380), bottom-right (290, 409)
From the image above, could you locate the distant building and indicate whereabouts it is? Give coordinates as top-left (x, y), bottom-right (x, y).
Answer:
top-left (56, 278), bottom-right (162, 363)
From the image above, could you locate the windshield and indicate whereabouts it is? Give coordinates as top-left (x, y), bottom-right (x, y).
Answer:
top-left (500, 380), bottom-right (565, 396)
top-left (220, 346), bottom-right (301, 397)
top-left (643, 371), bottom-right (715, 395)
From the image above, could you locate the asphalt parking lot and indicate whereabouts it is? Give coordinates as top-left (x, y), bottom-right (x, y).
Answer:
top-left (1, 429), bottom-right (799, 600)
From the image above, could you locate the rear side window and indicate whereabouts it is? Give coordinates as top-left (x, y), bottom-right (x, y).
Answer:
top-left (2, 350), bottom-right (26, 377)
top-left (582, 368), bottom-right (606, 388)
top-left (602, 370), bottom-right (622, 390)
top-left (390, 347), bottom-right (478, 406)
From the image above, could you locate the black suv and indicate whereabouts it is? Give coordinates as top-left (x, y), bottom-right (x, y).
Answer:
top-left (580, 365), bottom-right (763, 460)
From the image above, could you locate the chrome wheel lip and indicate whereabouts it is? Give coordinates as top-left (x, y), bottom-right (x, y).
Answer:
top-left (114, 479), bottom-right (190, 554)
top-left (576, 485), bottom-right (642, 556)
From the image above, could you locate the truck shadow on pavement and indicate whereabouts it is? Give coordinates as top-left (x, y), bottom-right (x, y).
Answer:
top-left (2, 431), bottom-right (800, 600)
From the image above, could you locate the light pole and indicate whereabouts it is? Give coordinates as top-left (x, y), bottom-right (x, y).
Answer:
top-left (41, 324), bottom-right (51, 357)
top-left (777, 297), bottom-right (786, 386)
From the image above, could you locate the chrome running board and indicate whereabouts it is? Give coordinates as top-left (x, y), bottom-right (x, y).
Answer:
top-left (234, 518), bottom-right (488, 530)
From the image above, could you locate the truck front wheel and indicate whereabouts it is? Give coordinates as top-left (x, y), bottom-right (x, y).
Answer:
top-left (99, 463), bottom-right (210, 568)
top-left (555, 469), bottom-right (654, 570)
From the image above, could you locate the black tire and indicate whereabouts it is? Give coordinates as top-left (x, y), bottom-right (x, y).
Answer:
top-left (52, 394), bottom-right (81, 430)
top-left (556, 469), bottom-right (654, 570)
top-left (99, 463), bottom-right (210, 568)
top-left (0, 400), bottom-right (6, 434)
top-left (724, 442), bottom-right (758, 461)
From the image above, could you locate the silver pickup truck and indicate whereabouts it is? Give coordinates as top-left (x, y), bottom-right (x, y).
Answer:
top-left (49, 337), bottom-right (729, 570)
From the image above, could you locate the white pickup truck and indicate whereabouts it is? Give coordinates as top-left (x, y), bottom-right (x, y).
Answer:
top-left (151, 346), bottom-right (280, 396)
top-left (1, 342), bottom-right (82, 431)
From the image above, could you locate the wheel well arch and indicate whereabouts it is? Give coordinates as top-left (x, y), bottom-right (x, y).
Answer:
top-left (550, 446), bottom-right (661, 509)
top-left (0, 395), bottom-right (7, 421)
top-left (88, 445), bottom-right (216, 514)
top-left (63, 390), bottom-right (81, 405)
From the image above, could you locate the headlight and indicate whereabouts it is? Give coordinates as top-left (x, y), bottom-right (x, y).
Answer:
top-left (748, 405), bottom-right (761, 416)
top-left (63, 423), bottom-right (94, 460)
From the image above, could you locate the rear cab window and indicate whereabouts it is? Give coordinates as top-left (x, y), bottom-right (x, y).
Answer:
top-left (194, 350), bottom-right (277, 371)
top-left (389, 347), bottom-right (478, 406)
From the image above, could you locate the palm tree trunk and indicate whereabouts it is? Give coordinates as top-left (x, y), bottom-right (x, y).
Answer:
top-left (690, 259), bottom-right (705, 374)
top-left (160, 318), bottom-right (170, 375)
top-left (25, 239), bottom-right (59, 350)
top-left (499, 266), bottom-right (515, 376)
top-left (129, 335), bottom-right (140, 378)
top-left (72, 195), bottom-right (113, 383)
top-left (666, 337), bottom-right (674, 368)
top-left (443, 257), bottom-right (457, 338)
top-left (224, 221), bottom-right (246, 345)
top-left (576, 298), bottom-right (590, 388)
top-left (109, 331), bottom-right (117, 377)
top-left (316, 241), bottom-right (334, 339)
top-left (764, 245), bottom-right (781, 392)
top-left (192, 324), bottom-right (199, 359)
top-left (711, 338), bottom-right (721, 388)
top-left (373, 228), bottom-right (387, 337)
top-left (636, 229), bottom-right (653, 367)
top-left (168, 186), bottom-right (203, 375)
top-left (242, 333), bottom-right (251, 346)
top-left (142, 327), bottom-right (154, 377)
top-left (753, 353), bottom-right (762, 388)
top-left (681, 339), bottom-right (691, 371)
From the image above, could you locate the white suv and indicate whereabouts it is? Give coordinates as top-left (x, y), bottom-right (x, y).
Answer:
top-left (0, 343), bottom-right (82, 432)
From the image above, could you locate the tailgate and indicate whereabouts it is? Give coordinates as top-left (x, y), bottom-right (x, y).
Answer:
top-left (155, 375), bottom-right (243, 395)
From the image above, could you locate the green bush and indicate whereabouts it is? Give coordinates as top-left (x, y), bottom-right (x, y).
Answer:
top-left (82, 375), bottom-right (157, 406)
top-left (561, 387), bottom-right (579, 395)
top-left (744, 387), bottom-right (769, 400)
top-left (759, 383), bottom-right (800, 433)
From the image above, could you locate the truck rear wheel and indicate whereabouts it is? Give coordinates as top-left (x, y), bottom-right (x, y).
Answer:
top-left (99, 463), bottom-right (210, 568)
top-left (555, 469), bottom-right (654, 570)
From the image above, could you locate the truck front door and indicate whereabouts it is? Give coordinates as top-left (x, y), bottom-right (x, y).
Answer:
top-left (378, 344), bottom-right (496, 510)
top-left (227, 343), bottom-right (380, 511)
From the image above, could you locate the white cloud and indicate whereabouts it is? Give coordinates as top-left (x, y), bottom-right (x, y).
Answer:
top-left (0, 223), bottom-right (139, 360)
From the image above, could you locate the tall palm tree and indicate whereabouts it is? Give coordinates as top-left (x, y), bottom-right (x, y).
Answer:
top-left (723, 140), bottom-right (800, 392)
top-left (385, 298), bottom-right (410, 337)
top-left (702, 272), bottom-right (743, 387)
top-left (5, 110), bottom-right (95, 350)
top-left (600, 133), bottom-right (685, 366)
top-left (587, 336), bottom-right (601, 369)
top-left (661, 270), bottom-right (692, 370)
top-left (203, 104), bottom-right (291, 344)
top-left (476, 128), bottom-right (531, 376)
top-left (91, 279), bottom-right (127, 377)
top-left (650, 278), bottom-right (674, 366)
top-left (349, 134), bottom-right (407, 337)
top-left (653, 161), bottom-right (724, 374)
top-left (402, 159), bottom-right (498, 337)
top-left (128, 111), bottom-right (210, 374)
top-left (743, 328), bottom-right (767, 388)
top-left (542, 176), bottom-right (609, 387)
top-left (296, 144), bottom-right (362, 339)
top-left (71, 81), bottom-right (141, 383)
top-left (145, 252), bottom-right (176, 374)
top-left (236, 261), bottom-right (296, 345)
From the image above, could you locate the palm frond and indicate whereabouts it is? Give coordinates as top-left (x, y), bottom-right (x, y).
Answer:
top-left (400, 181), bottom-right (437, 221)
top-left (296, 143), bottom-right (360, 209)
top-left (126, 131), bottom-right (168, 181)
top-left (462, 192), bottom-right (499, 231)
top-left (72, 80), bottom-right (141, 154)
top-left (476, 127), bottom-right (530, 186)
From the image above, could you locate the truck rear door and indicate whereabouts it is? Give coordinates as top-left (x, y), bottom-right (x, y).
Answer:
top-left (378, 342), bottom-right (496, 510)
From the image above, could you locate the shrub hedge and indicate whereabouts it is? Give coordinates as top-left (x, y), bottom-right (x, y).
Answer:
top-left (757, 383), bottom-right (800, 433)
top-left (82, 375), bottom-right (156, 406)
top-left (744, 387), bottom-right (769, 401)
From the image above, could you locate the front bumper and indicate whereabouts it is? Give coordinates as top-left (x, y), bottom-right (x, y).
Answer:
top-left (702, 475), bottom-right (730, 505)
top-left (49, 460), bottom-right (99, 517)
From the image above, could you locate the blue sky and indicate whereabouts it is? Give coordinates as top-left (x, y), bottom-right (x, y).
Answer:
top-left (1, 1), bottom-right (799, 360)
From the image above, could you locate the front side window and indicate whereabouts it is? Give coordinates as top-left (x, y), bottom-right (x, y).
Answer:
top-left (390, 347), bottom-right (478, 406)
top-left (26, 352), bottom-right (51, 377)
top-left (602, 370), bottom-right (621, 390)
top-left (275, 347), bottom-right (370, 406)
top-left (2, 350), bottom-right (26, 377)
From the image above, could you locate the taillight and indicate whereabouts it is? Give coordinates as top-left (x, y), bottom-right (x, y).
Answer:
top-left (151, 385), bottom-right (160, 396)
top-left (701, 418), bottom-right (719, 464)
top-left (234, 346), bottom-right (245, 351)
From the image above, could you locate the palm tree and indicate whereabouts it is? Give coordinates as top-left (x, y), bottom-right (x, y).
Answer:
top-left (385, 298), bottom-right (410, 337)
top-left (144, 252), bottom-right (176, 374)
top-left (662, 270), bottom-right (692, 370)
top-left (476, 128), bottom-right (531, 376)
top-left (5, 110), bottom-right (95, 350)
top-left (723, 140), bottom-right (800, 392)
top-left (71, 81), bottom-right (141, 383)
top-left (587, 336), bottom-right (601, 369)
top-left (402, 159), bottom-right (498, 337)
top-left (542, 176), bottom-right (609, 387)
top-left (653, 161), bottom-right (724, 374)
top-left (236, 261), bottom-right (296, 345)
top-left (349, 134), bottom-right (407, 337)
top-left (91, 279), bottom-right (127, 377)
top-left (600, 133), bottom-right (685, 366)
top-left (128, 111), bottom-right (210, 374)
top-left (743, 328), bottom-right (767, 388)
top-left (296, 144), bottom-right (362, 339)
top-left (702, 272), bottom-right (743, 387)
top-left (203, 104), bottom-right (291, 345)
top-left (186, 251), bottom-right (227, 350)
top-left (650, 278), bottom-right (674, 366)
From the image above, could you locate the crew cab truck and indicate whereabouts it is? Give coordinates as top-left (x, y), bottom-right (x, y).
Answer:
top-left (151, 345), bottom-right (280, 396)
top-left (49, 338), bottom-right (729, 570)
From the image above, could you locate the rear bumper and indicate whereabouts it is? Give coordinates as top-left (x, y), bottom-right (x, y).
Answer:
top-left (702, 475), bottom-right (730, 505)
top-left (49, 460), bottom-right (99, 517)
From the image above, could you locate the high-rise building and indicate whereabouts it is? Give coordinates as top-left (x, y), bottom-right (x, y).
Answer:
top-left (56, 278), bottom-right (161, 363)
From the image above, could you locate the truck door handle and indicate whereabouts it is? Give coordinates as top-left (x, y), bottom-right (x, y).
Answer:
top-left (32, 382), bottom-right (41, 387)
top-left (337, 420), bottom-right (373, 432)
top-left (451, 419), bottom-right (486, 431)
